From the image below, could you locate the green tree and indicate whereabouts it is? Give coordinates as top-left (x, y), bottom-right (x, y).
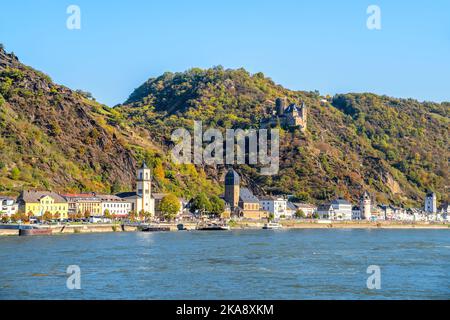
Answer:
top-left (295, 209), bottom-right (306, 219)
top-left (10, 167), bottom-right (20, 180)
top-left (104, 209), bottom-right (112, 220)
top-left (42, 211), bottom-right (53, 222)
top-left (128, 211), bottom-right (137, 222)
top-left (190, 193), bottom-right (212, 215)
top-left (209, 195), bottom-right (225, 217)
top-left (158, 194), bottom-right (181, 221)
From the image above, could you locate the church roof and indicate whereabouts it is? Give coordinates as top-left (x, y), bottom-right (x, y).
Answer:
top-left (225, 169), bottom-right (240, 185)
top-left (239, 188), bottom-right (259, 203)
top-left (141, 162), bottom-right (148, 169)
top-left (116, 192), bottom-right (141, 199)
top-left (332, 198), bottom-right (351, 206)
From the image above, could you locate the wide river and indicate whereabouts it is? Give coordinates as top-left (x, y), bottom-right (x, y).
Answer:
top-left (0, 229), bottom-right (449, 299)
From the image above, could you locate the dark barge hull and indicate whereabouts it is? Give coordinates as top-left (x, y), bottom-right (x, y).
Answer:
top-left (141, 227), bottom-right (171, 232)
top-left (19, 228), bottom-right (53, 236)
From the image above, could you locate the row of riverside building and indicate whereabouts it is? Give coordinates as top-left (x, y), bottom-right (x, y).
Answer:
top-left (0, 163), bottom-right (186, 220)
top-left (222, 169), bottom-right (449, 222)
top-left (0, 165), bottom-right (448, 222)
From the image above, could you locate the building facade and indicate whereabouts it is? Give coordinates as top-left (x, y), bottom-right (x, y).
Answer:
top-left (259, 196), bottom-right (288, 219)
top-left (0, 198), bottom-right (18, 216)
top-left (62, 193), bottom-right (102, 216)
top-left (238, 188), bottom-right (264, 219)
top-left (317, 204), bottom-right (335, 219)
top-left (18, 191), bottom-right (69, 219)
top-left (331, 199), bottom-right (352, 220)
top-left (292, 203), bottom-right (317, 217)
top-left (98, 194), bottom-right (132, 217)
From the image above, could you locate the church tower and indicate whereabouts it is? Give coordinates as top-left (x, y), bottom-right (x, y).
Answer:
top-left (136, 162), bottom-right (152, 214)
top-left (360, 191), bottom-right (371, 220)
top-left (224, 169), bottom-right (240, 210)
top-left (425, 192), bottom-right (437, 214)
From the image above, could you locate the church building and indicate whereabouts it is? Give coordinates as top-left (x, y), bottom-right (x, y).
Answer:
top-left (117, 162), bottom-right (155, 216)
top-left (223, 169), bottom-right (266, 220)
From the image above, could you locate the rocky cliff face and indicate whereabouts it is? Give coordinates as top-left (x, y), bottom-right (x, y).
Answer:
top-left (0, 47), bottom-right (136, 194)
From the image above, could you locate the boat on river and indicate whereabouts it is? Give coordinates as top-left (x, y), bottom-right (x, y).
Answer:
top-left (196, 222), bottom-right (230, 231)
top-left (262, 222), bottom-right (283, 230)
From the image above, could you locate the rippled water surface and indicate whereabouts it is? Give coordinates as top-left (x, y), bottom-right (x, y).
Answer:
top-left (0, 229), bottom-right (449, 299)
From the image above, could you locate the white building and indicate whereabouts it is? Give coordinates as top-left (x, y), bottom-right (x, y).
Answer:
top-left (352, 206), bottom-right (361, 220)
top-left (259, 196), bottom-right (288, 219)
top-left (292, 203), bottom-right (317, 217)
top-left (331, 199), bottom-right (352, 220)
top-left (317, 204), bottom-right (335, 219)
top-left (425, 192), bottom-right (437, 214)
top-left (286, 202), bottom-right (297, 217)
top-left (99, 194), bottom-right (132, 217)
top-left (0, 198), bottom-right (18, 216)
top-left (117, 162), bottom-right (155, 216)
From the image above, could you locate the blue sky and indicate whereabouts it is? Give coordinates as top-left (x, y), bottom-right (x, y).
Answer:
top-left (1, 0), bottom-right (449, 106)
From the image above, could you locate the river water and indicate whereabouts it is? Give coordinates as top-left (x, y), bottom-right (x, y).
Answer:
top-left (0, 229), bottom-right (449, 299)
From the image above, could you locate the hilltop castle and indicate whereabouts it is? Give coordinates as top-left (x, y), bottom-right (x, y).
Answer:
top-left (260, 97), bottom-right (307, 132)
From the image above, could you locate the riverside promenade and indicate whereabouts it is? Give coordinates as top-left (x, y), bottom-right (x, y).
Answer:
top-left (0, 220), bottom-right (448, 236)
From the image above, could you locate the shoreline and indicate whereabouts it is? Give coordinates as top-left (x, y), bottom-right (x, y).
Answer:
top-left (0, 221), bottom-right (448, 236)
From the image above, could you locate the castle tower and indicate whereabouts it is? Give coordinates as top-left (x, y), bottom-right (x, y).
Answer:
top-left (224, 169), bottom-right (240, 210)
top-left (275, 97), bottom-right (286, 116)
top-left (136, 162), bottom-right (152, 214)
top-left (301, 102), bottom-right (307, 131)
top-left (360, 191), bottom-right (371, 220)
top-left (425, 192), bottom-right (437, 214)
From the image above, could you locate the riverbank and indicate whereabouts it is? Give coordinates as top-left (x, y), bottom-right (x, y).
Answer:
top-left (232, 220), bottom-right (449, 230)
top-left (0, 220), bottom-right (448, 236)
top-left (0, 224), bottom-right (139, 236)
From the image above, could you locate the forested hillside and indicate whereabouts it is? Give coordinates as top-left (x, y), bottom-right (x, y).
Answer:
top-left (116, 67), bottom-right (449, 206)
top-left (1, 47), bottom-right (447, 206)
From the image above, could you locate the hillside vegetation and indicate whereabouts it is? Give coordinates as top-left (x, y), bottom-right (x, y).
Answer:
top-left (1, 48), bottom-right (448, 206)
top-left (116, 67), bottom-right (449, 206)
top-left (0, 48), bottom-right (219, 199)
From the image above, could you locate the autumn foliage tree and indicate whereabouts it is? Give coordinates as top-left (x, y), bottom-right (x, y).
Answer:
top-left (158, 194), bottom-right (181, 221)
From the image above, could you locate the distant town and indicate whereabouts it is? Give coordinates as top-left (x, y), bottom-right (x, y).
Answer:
top-left (0, 162), bottom-right (448, 226)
